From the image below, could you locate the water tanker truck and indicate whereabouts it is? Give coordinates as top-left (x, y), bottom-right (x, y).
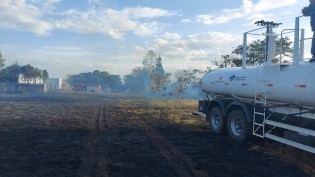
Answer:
top-left (194, 17), bottom-right (315, 154)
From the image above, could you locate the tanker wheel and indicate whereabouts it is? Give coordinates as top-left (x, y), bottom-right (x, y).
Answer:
top-left (208, 107), bottom-right (226, 134)
top-left (227, 109), bottom-right (251, 142)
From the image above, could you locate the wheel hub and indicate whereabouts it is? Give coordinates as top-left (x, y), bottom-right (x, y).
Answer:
top-left (211, 113), bottom-right (221, 128)
top-left (232, 118), bottom-right (243, 135)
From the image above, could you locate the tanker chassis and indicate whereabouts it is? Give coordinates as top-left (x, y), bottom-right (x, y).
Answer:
top-left (194, 17), bottom-right (315, 154)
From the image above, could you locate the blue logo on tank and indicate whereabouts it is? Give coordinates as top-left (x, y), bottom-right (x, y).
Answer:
top-left (230, 75), bottom-right (236, 81)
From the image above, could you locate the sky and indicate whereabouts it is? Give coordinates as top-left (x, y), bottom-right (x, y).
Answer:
top-left (0, 0), bottom-right (311, 79)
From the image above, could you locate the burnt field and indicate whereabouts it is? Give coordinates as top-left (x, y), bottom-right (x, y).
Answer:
top-left (0, 92), bottom-right (314, 177)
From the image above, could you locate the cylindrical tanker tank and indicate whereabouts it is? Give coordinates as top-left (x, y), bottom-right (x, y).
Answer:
top-left (200, 62), bottom-right (315, 108)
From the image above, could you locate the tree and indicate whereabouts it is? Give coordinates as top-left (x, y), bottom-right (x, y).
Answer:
top-left (21, 64), bottom-right (42, 84)
top-left (222, 37), bottom-right (293, 67)
top-left (149, 54), bottom-right (171, 95)
top-left (0, 62), bottom-right (21, 82)
top-left (275, 37), bottom-right (294, 60)
top-left (0, 63), bottom-right (47, 83)
top-left (107, 75), bottom-right (123, 92)
top-left (92, 70), bottom-right (100, 76)
top-left (67, 70), bottom-right (123, 92)
top-left (123, 74), bottom-right (138, 92)
top-left (21, 64), bottom-right (34, 83)
top-left (98, 71), bottom-right (110, 90)
top-left (233, 39), bottom-right (266, 66)
top-left (42, 70), bottom-right (49, 81)
top-left (123, 67), bottom-right (149, 93)
top-left (172, 68), bottom-right (206, 97)
top-left (173, 69), bottom-right (195, 96)
top-left (124, 51), bottom-right (172, 94)
top-left (149, 72), bottom-right (171, 94)
top-left (0, 51), bottom-right (5, 69)
top-left (142, 50), bottom-right (158, 72)
top-left (154, 54), bottom-right (165, 75)
top-left (34, 68), bottom-right (42, 83)
top-left (68, 72), bottom-right (98, 85)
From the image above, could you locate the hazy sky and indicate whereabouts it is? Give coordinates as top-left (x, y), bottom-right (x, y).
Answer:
top-left (0, 0), bottom-right (311, 78)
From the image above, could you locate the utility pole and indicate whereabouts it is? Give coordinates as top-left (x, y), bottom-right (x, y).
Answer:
top-left (255, 20), bottom-right (282, 62)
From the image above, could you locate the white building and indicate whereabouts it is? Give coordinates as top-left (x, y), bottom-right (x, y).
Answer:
top-left (46, 78), bottom-right (70, 91)
top-left (17, 74), bottom-right (46, 92)
top-left (18, 74), bottom-right (44, 84)
top-left (86, 84), bottom-right (101, 92)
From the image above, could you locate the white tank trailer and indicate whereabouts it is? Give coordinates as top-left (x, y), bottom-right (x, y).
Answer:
top-left (195, 17), bottom-right (315, 154)
top-left (201, 63), bottom-right (315, 107)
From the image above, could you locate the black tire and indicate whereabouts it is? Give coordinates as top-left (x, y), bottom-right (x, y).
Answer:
top-left (227, 109), bottom-right (251, 142)
top-left (208, 106), bottom-right (226, 134)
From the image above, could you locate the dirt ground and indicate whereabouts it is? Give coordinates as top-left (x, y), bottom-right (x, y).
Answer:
top-left (0, 92), bottom-right (314, 177)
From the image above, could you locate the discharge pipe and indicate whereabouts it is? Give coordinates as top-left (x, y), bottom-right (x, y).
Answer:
top-left (293, 17), bottom-right (300, 65)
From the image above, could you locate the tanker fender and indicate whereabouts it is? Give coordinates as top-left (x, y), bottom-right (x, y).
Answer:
top-left (205, 98), bottom-right (232, 122)
top-left (226, 100), bottom-right (253, 123)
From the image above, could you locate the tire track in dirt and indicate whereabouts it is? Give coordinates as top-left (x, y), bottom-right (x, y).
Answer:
top-left (77, 104), bottom-right (108, 177)
top-left (96, 106), bottom-right (109, 177)
top-left (136, 120), bottom-right (210, 177)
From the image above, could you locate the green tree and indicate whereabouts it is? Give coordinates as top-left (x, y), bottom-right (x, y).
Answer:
top-left (67, 70), bottom-right (123, 92)
top-left (123, 74), bottom-right (137, 92)
top-left (0, 62), bottom-right (21, 82)
top-left (154, 54), bottom-right (165, 75)
top-left (92, 70), bottom-right (100, 76)
top-left (172, 68), bottom-right (205, 97)
top-left (149, 72), bottom-right (171, 94)
top-left (149, 54), bottom-right (171, 95)
top-left (21, 64), bottom-right (42, 83)
top-left (107, 75), bottom-right (123, 92)
top-left (173, 69), bottom-right (195, 96)
top-left (0, 51), bottom-right (5, 69)
top-left (42, 70), bottom-right (49, 80)
top-left (142, 50), bottom-right (158, 72)
top-left (222, 37), bottom-right (293, 67)
top-left (123, 67), bottom-right (150, 93)
top-left (124, 51), bottom-right (173, 94)
top-left (21, 64), bottom-right (34, 83)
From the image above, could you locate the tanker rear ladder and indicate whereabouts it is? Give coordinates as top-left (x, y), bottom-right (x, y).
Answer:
top-left (253, 78), bottom-right (268, 138)
top-left (252, 21), bottom-right (271, 138)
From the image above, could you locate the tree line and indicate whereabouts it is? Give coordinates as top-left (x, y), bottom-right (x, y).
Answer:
top-left (0, 36), bottom-right (293, 96)
top-left (67, 71), bottom-right (123, 92)
top-left (0, 52), bottom-right (49, 83)
top-left (66, 50), bottom-right (204, 97)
